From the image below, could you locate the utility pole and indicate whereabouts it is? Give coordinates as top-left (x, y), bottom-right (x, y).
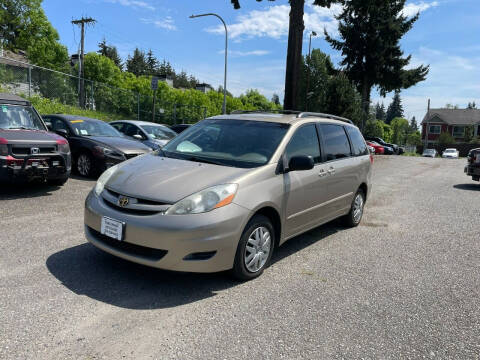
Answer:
top-left (72, 17), bottom-right (96, 109)
top-left (425, 98), bottom-right (430, 149)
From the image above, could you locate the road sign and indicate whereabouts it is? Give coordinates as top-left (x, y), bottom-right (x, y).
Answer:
top-left (151, 76), bottom-right (159, 90)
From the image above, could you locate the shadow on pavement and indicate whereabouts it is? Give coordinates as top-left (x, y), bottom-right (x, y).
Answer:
top-left (46, 221), bottom-right (341, 310)
top-left (0, 182), bottom-right (61, 200)
top-left (453, 183), bottom-right (480, 191)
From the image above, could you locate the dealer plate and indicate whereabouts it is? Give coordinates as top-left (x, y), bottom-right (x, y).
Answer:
top-left (101, 216), bottom-right (124, 241)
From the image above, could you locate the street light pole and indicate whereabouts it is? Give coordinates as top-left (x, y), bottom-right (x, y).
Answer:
top-left (305, 31), bottom-right (317, 111)
top-left (190, 13), bottom-right (228, 114)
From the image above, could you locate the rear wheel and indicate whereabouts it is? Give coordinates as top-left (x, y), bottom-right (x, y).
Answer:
top-left (76, 153), bottom-right (93, 177)
top-left (343, 189), bottom-right (365, 227)
top-left (232, 215), bottom-right (274, 281)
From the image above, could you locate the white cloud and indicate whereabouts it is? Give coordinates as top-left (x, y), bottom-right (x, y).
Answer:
top-left (218, 49), bottom-right (270, 57)
top-left (140, 17), bottom-right (177, 31)
top-left (104, 0), bottom-right (155, 11)
top-left (401, 1), bottom-right (438, 17)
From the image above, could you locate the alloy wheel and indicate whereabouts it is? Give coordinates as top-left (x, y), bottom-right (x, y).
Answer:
top-left (77, 154), bottom-right (91, 176)
top-left (353, 193), bottom-right (364, 223)
top-left (244, 226), bottom-right (271, 273)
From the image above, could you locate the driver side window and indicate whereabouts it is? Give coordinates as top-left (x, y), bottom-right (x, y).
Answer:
top-left (285, 124), bottom-right (321, 163)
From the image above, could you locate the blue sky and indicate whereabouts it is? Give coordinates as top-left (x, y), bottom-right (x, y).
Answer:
top-left (43, 0), bottom-right (479, 122)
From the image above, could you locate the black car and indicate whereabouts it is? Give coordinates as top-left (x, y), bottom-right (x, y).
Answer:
top-left (42, 115), bottom-right (151, 177)
top-left (365, 136), bottom-right (399, 154)
top-left (0, 93), bottom-right (71, 185)
top-left (170, 124), bottom-right (191, 134)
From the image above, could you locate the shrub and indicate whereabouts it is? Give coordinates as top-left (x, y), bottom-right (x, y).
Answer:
top-left (438, 132), bottom-right (455, 145)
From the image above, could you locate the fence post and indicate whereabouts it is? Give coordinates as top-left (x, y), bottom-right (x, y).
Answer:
top-left (173, 103), bottom-right (177, 125)
top-left (137, 93), bottom-right (140, 120)
top-left (28, 66), bottom-right (32, 98)
top-left (90, 81), bottom-right (94, 110)
top-left (203, 107), bottom-right (207, 119)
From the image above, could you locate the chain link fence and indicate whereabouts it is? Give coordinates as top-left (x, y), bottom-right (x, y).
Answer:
top-left (0, 56), bottom-right (206, 125)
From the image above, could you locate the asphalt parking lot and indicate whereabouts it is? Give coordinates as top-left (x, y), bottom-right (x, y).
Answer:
top-left (1, 156), bottom-right (479, 359)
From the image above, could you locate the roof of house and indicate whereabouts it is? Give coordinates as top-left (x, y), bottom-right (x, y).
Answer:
top-left (422, 108), bottom-right (480, 125)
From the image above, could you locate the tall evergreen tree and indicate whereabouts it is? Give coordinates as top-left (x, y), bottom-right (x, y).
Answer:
top-left (146, 49), bottom-right (158, 75)
top-left (324, 0), bottom-right (429, 124)
top-left (97, 38), bottom-right (122, 69)
top-left (467, 101), bottom-right (477, 109)
top-left (271, 93), bottom-right (280, 106)
top-left (126, 48), bottom-right (148, 76)
top-left (409, 116), bottom-right (418, 131)
top-left (386, 90), bottom-right (404, 124)
top-left (157, 60), bottom-right (175, 78)
top-left (375, 103), bottom-right (386, 120)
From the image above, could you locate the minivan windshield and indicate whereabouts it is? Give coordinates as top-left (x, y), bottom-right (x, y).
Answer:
top-left (0, 104), bottom-right (46, 130)
top-left (162, 119), bottom-right (290, 168)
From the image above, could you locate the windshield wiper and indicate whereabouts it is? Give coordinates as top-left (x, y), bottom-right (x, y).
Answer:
top-left (183, 155), bottom-right (228, 166)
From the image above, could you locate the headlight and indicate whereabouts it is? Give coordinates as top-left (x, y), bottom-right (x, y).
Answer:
top-left (94, 164), bottom-right (119, 196)
top-left (57, 143), bottom-right (70, 153)
top-left (165, 184), bottom-right (238, 215)
top-left (93, 145), bottom-right (118, 157)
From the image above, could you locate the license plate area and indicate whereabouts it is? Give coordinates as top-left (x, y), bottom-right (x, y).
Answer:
top-left (101, 216), bottom-right (125, 241)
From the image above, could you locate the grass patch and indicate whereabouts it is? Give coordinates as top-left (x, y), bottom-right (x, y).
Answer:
top-left (401, 152), bottom-right (421, 157)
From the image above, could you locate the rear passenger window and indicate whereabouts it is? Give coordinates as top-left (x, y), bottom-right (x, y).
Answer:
top-left (346, 126), bottom-right (369, 156)
top-left (285, 124), bottom-right (321, 163)
top-left (319, 124), bottom-right (351, 161)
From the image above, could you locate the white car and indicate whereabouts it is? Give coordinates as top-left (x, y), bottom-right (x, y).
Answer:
top-left (442, 148), bottom-right (459, 158)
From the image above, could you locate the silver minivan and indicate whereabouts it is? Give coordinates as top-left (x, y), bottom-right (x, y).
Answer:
top-left (84, 112), bottom-right (372, 280)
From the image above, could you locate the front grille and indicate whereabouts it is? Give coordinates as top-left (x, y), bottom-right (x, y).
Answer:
top-left (103, 199), bottom-right (161, 215)
top-left (12, 146), bottom-right (56, 156)
top-left (106, 188), bottom-right (168, 206)
top-left (88, 226), bottom-right (168, 261)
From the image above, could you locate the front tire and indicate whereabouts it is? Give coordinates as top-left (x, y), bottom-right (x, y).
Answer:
top-left (232, 215), bottom-right (274, 281)
top-left (76, 153), bottom-right (93, 177)
top-left (343, 189), bottom-right (365, 227)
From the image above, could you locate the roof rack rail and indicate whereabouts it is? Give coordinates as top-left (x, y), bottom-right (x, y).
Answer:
top-left (230, 109), bottom-right (301, 115)
top-left (297, 112), bottom-right (353, 124)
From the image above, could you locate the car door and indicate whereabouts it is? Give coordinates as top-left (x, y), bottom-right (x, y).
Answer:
top-left (283, 123), bottom-right (331, 238)
top-left (317, 123), bottom-right (358, 215)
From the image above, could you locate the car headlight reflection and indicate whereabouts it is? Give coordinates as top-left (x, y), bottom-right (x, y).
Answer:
top-left (165, 184), bottom-right (238, 215)
top-left (94, 164), bottom-right (119, 196)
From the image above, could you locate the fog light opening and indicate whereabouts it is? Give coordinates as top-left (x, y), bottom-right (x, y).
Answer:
top-left (183, 251), bottom-right (217, 261)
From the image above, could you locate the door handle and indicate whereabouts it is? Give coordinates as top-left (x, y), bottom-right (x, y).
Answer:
top-left (318, 169), bottom-right (327, 177)
top-left (327, 167), bottom-right (335, 175)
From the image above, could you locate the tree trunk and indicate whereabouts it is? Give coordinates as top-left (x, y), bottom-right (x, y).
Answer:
top-left (360, 77), bottom-right (371, 131)
top-left (283, 0), bottom-right (305, 111)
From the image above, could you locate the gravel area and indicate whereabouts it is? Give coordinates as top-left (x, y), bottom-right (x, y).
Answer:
top-left (1, 156), bottom-right (479, 359)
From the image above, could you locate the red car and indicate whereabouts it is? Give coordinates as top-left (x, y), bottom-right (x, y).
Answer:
top-left (366, 141), bottom-right (384, 155)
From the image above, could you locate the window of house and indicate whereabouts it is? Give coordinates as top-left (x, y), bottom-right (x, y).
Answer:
top-left (452, 126), bottom-right (464, 137)
top-left (429, 125), bottom-right (441, 134)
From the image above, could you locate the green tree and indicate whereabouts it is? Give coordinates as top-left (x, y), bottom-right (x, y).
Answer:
top-left (126, 48), bottom-right (148, 76)
top-left (157, 60), bottom-right (175, 78)
top-left (364, 119), bottom-right (385, 138)
top-left (467, 101), bottom-right (476, 109)
top-left (97, 38), bottom-right (122, 69)
top-left (445, 103), bottom-right (459, 109)
top-left (239, 89), bottom-right (280, 111)
top-left (464, 125), bottom-right (475, 142)
top-left (375, 103), bottom-right (386, 121)
top-left (382, 122), bottom-right (393, 142)
top-left (324, 0), bottom-right (429, 122)
top-left (146, 49), bottom-right (158, 75)
top-left (406, 131), bottom-right (421, 146)
top-left (386, 90), bottom-right (404, 124)
top-left (438, 132), bottom-right (455, 145)
top-left (390, 117), bottom-right (409, 144)
top-left (409, 116), bottom-right (418, 131)
top-left (271, 93), bottom-right (280, 106)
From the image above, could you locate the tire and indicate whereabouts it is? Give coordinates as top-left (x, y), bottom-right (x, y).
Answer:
top-left (48, 177), bottom-right (68, 186)
top-left (76, 152), bottom-right (93, 177)
top-left (232, 214), bottom-right (275, 281)
top-left (343, 189), bottom-right (365, 227)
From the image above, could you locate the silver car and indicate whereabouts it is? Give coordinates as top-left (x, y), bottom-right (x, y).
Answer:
top-left (84, 112), bottom-right (372, 280)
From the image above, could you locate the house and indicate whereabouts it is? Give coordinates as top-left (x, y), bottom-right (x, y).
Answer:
top-left (195, 83), bottom-right (213, 93)
top-left (421, 108), bottom-right (480, 145)
top-left (158, 75), bottom-right (173, 87)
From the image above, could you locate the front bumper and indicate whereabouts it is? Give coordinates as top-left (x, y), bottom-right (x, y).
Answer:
top-left (0, 153), bottom-right (71, 183)
top-left (84, 190), bottom-right (251, 273)
top-left (465, 165), bottom-right (480, 180)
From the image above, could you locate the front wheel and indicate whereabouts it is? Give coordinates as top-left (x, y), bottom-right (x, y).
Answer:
top-left (343, 189), bottom-right (365, 227)
top-left (76, 153), bottom-right (93, 177)
top-left (232, 215), bottom-right (274, 281)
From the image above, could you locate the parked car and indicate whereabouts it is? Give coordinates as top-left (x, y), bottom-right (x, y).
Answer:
top-left (0, 93), bottom-right (71, 185)
top-left (422, 148), bottom-right (438, 158)
top-left (110, 120), bottom-right (177, 150)
top-left (465, 148), bottom-right (480, 181)
top-left (442, 148), bottom-right (459, 158)
top-left (366, 141), bottom-right (384, 154)
top-left (170, 124), bottom-right (191, 134)
top-left (367, 144), bottom-right (375, 154)
top-left (84, 112), bottom-right (372, 280)
top-left (42, 115), bottom-right (151, 177)
top-left (365, 137), bottom-right (399, 154)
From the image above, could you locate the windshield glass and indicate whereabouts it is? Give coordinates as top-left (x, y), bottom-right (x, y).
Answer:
top-left (424, 149), bottom-right (434, 153)
top-left (162, 119), bottom-right (290, 168)
top-left (70, 119), bottom-right (121, 137)
top-left (0, 104), bottom-right (46, 130)
top-left (141, 124), bottom-right (177, 140)
top-left (445, 149), bottom-right (456, 153)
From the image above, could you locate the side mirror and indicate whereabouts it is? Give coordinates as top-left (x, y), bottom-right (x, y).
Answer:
top-left (287, 155), bottom-right (314, 172)
top-left (46, 123), bottom-right (53, 131)
top-left (56, 129), bottom-right (68, 138)
top-left (133, 134), bottom-right (143, 140)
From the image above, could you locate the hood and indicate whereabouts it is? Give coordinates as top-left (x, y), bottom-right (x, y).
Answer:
top-left (0, 129), bottom-right (63, 145)
top-left (87, 136), bottom-right (151, 154)
top-left (106, 153), bottom-right (249, 203)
